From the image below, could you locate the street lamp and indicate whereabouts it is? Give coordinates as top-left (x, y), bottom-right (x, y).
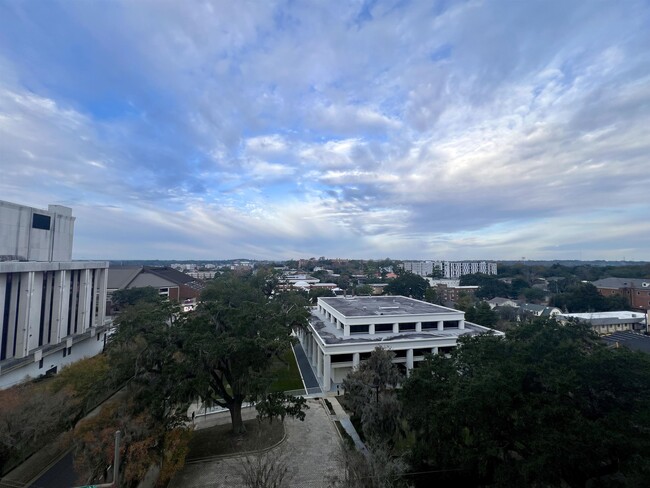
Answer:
top-left (73, 430), bottom-right (121, 488)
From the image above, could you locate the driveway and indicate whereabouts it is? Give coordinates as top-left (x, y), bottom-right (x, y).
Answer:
top-left (169, 399), bottom-right (343, 488)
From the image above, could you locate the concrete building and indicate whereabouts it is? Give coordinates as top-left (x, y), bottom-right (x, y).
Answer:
top-left (401, 260), bottom-right (497, 279)
top-left (558, 311), bottom-right (648, 336)
top-left (591, 277), bottom-right (650, 312)
top-left (0, 200), bottom-right (108, 389)
top-left (295, 295), bottom-right (501, 392)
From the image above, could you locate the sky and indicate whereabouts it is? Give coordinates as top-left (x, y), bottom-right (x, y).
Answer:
top-left (0, 0), bottom-right (649, 261)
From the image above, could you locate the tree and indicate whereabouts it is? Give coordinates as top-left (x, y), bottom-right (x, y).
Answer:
top-left (385, 273), bottom-right (429, 300)
top-left (460, 274), bottom-right (512, 300)
top-left (182, 276), bottom-right (310, 434)
top-left (424, 287), bottom-right (445, 306)
top-left (343, 347), bottom-right (403, 446)
top-left (464, 302), bottom-right (497, 327)
top-left (308, 287), bottom-right (336, 303)
top-left (110, 286), bottom-right (160, 308)
top-left (238, 447), bottom-right (295, 488)
top-left (355, 284), bottom-right (374, 296)
top-left (401, 319), bottom-right (650, 486)
top-left (550, 282), bottom-right (606, 312)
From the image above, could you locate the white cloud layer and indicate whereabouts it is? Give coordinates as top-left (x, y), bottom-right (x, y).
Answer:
top-left (0, 0), bottom-right (649, 260)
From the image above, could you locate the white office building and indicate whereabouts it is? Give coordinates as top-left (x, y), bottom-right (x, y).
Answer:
top-left (295, 296), bottom-right (501, 392)
top-left (0, 201), bottom-right (109, 389)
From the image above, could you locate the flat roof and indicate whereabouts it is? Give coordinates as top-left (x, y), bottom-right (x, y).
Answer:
top-left (561, 311), bottom-right (646, 320)
top-left (319, 296), bottom-right (457, 317)
top-left (309, 309), bottom-right (497, 345)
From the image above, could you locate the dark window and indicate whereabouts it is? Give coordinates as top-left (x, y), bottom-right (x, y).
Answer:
top-left (421, 321), bottom-right (438, 330)
top-left (332, 354), bottom-right (354, 363)
top-left (400, 322), bottom-right (416, 331)
top-left (350, 325), bottom-right (369, 334)
top-left (63, 347), bottom-right (67, 357)
top-left (394, 349), bottom-right (407, 358)
top-left (68, 346), bottom-right (72, 355)
top-left (375, 323), bottom-right (393, 333)
top-left (39, 358), bottom-right (44, 369)
top-left (32, 213), bottom-right (51, 230)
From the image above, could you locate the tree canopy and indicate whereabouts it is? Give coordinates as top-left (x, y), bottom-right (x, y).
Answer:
top-left (550, 282), bottom-right (630, 312)
top-left (385, 272), bottom-right (429, 300)
top-left (401, 319), bottom-right (650, 486)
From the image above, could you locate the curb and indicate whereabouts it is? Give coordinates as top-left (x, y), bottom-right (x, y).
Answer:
top-left (184, 424), bottom-right (288, 464)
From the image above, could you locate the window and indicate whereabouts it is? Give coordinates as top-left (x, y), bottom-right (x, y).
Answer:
top-left (68, 346), bottom-right (72, 355)
top-left (39, 358), bottom-right (43, 369)
top-left (63, 348), bottom-right (67, 358)
top-left (32, 213), bottom-right (51, 230)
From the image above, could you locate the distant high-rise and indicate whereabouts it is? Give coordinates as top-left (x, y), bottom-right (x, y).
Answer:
top-left (401, 260), bottom-right (497, 278)
top-left (0, 200), bottom-right (108, 389)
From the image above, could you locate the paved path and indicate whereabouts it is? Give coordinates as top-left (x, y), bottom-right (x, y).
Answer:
top-left (329, 397), bottom-right (369, 457)
top-left (169, 399), bottom-right (343, 488)
top-left (292, 343), bottom-right (321, 391)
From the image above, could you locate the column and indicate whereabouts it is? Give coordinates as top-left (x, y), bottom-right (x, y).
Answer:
top-left (5, 274), bottom-right (20, 359)
top-left (353, 352), bottom-right (360, 368)
top-left (406, 349), bottom-right (414, 375)
top-left (323, 355), bottom-right (331, 391)
top-left (77, 269), bottom-right (92, 332)
top-left (51, 269), bottom-right (70, 344)
top-left (0, 274), bottom-right (6, 356)
top-left (317, 348), bottom-right (323, 378)
top-left (311, 338), bottom-right (318, 365)
top-left (369, 324), bottom-right (375, 334)
top-left (393, 322), bottom-right (399, 333)
top-left (42, 272), bottom-right (55, 344)
top-left (27, 271), bottom-right (43, 353)
top-left (15, 272), bottom-right (34, 358)
top-left (344, 324), bottom-right (350, 337)
top-left (459, 319), bottom-right (465, 329)
top-left (432, 346), bottom-right (439, 355)
top-left (416, 322), bottom-right (422, 332)
top-left (437, 320), bottom-right (444, 331)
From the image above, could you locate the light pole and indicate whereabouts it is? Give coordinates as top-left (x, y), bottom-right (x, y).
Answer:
top-left (73, 430), bottom-right (121, 488)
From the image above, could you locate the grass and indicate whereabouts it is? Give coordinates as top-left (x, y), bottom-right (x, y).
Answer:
top-left (269, 348), bottom-right (304, 392)
top-left (186, 419), bottom-right (285, 460)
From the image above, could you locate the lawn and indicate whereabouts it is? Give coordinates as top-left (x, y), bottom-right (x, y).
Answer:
top-left (269, 347), bottom-right (304, 393)
top-left (186, 419), bottom-right (285, 460)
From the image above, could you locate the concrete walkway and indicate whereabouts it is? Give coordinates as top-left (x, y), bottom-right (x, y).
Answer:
top-left (292, 342), bottom-right (321, 392)
top-left (169, 399), bottom-right (343, 488)
top-left (329, 397), bottom-right (369, 457)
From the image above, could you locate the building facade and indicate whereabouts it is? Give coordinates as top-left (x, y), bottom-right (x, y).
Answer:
top-left (0, 201), bottom-right (108, 389)
top-left (295, 296), bottom-right (501, 392)
top-left (401, 260), bottom-right (497, 279)
top-left (559, 311), bottom-right (648, 335)
top-left (592, 278), bottom-right (650, 312)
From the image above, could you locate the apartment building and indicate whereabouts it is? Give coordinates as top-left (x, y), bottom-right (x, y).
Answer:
top-left (401, 260), bottom-right (497, 279)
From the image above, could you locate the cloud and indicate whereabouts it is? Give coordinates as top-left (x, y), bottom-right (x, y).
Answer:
top-left (0, 0), bottom-right (649, 260)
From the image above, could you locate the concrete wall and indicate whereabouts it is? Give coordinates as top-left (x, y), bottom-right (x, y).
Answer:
top-left (0, 200), bottom-right (74, 262)
top-left (0, 332), bottom-right (105, 389)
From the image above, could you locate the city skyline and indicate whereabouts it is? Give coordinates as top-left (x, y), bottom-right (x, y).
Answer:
top-left (1, 1), bottom-right (649, 261)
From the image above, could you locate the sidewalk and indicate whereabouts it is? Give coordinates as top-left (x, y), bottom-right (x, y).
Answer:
top-left (328, 397), bottom-right (369, 457)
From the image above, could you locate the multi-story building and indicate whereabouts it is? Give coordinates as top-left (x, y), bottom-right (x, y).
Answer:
top-left (591, 278), bottom-right (650, 312)
top-left (0, 200), bottom-right (108, 389)
top-left (295, 295), bottom-right (501, 392)
top-left (401, 261), bottom-right (497, 279)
